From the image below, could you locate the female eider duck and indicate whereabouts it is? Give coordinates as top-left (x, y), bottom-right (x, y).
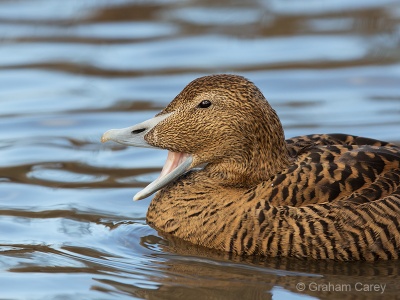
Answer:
top-left (102, 74), bottom-right (400, 261)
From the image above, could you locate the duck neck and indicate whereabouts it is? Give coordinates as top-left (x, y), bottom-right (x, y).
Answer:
top-left (206, 137), bottom-right (291, 188)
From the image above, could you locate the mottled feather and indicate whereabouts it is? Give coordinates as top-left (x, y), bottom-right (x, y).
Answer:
top-left (139, 75), bottom-right (400, 261)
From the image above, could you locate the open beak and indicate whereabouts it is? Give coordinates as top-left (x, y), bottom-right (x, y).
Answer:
top-left (101, 112), bottom-right (193, 201)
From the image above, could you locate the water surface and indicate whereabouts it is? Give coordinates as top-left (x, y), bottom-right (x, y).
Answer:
top-left (1, 0), bottom-right (400, 299)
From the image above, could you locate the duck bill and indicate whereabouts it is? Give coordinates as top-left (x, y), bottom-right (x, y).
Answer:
top-left (101, 113), bottom-right (173, 148)
top-left (101, 112), bottom-right (193, 201)
top-left (134, 152), bottom-right (192, 200)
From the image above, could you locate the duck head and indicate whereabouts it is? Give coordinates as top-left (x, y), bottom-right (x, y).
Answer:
top-left (102, 74), bottom-right (290, 200)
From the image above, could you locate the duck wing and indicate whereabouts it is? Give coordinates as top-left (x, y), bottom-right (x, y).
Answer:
top-left (286, 133), bottom-right (398, 157)
top-left (261, 136), bottom-right (400, 207)
top-left (248, 137), bottom-right (400, 260)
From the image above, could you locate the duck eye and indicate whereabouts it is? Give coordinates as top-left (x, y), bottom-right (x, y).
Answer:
top-left (198, 100), bottom-right (212, 108)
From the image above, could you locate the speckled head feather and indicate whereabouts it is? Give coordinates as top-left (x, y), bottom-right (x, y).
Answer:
top-left (102, 74), bottom-right (400, 261)
top-left (145, 74), bottom-right (291, 188)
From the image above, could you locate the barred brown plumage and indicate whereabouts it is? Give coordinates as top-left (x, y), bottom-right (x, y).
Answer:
top-left (102, 74), bottom-right (400, 261)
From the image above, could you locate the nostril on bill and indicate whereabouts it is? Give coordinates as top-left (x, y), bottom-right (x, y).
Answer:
top-left (131, 128), bottom-right (146, 134)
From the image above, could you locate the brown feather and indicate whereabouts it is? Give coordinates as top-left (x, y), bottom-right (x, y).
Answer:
top-left (143, 74), bottom-right (400, 261)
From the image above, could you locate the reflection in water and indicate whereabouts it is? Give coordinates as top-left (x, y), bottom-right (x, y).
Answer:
top-left (0, 0), bottom-right (399, 299)
top-left (4, 224), bottom-right (400, 300)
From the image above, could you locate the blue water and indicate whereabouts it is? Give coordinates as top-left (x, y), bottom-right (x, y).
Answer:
top-left (0, 0), bottom-right (399, 299)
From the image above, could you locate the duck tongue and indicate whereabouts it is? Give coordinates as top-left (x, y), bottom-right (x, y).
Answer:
top-left (160, 151), bottom-right (191, 178)
top-left (134, 151), bottom-right (192, 201)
